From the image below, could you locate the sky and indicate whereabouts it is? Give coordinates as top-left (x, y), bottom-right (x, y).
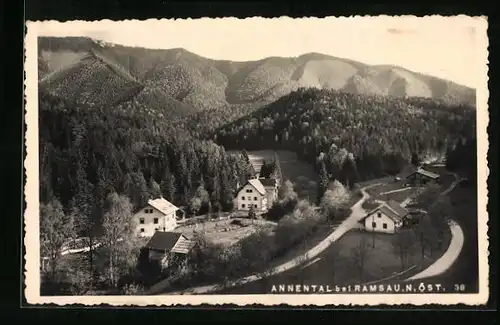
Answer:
top-left (31, 16), bottom-right (488, 88)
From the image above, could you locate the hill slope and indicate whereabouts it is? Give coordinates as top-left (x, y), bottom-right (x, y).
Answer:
top-left (213, 88), bottom-right (476, 185)
top-left (38, 37), bottom-right (476, 131)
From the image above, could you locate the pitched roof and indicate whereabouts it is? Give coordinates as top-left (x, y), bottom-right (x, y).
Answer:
top-left (387, 200), bottom-right (409, 217)
top-left (366, 200), bottom-right (408, 222)
top-left (249, 157), bottom-right (264, 175)
top-left (145, 231), bottom-right (184, 251)
top-left (404, 167), bottom-right (440, 179)
top-left (247, 179), bottom-right (267, 195)
top-left (259, 178), bottom-right (277, 187)
top-left (148, 197), bottom-right (179, 215)
top-left (378, 206), bottom-right (404, 222)
top-left (170, 236), bottom-right (195, 254)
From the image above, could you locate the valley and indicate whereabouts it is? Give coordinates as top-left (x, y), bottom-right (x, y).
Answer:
top-left (37, 36), bottom-right (478, 297)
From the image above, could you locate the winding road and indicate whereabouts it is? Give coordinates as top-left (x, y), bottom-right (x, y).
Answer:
top-left (405, 174), bottom-right (464, 281)
top-left (156, 183), bottom-right (380, 295)
top-left (406, 220), bottom-right (464, 281)
top-left (154, 174), bottom-right (464, 294)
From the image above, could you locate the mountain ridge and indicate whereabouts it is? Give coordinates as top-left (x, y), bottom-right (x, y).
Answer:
top-left (38, 36), bottom-right (476, 129)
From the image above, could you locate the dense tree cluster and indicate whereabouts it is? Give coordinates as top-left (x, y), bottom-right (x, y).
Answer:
top-left (39, 91), bottom-right (248, 225)
top-left (445, 115), bottom-right (477, 183)
top-left (40, 193), bottom-right (142, 295)
top-left (214, 88), bottom-right (476, 194)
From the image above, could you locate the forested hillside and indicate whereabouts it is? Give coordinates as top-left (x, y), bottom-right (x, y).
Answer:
top-left (214, 88), bottom-right (476, 192)
top-left (39, 91), bottom-right (256, 231)
top-left (38, 37), bottom-right (478, 223)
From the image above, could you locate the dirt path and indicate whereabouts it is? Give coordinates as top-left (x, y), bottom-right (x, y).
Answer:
top-left (159, 183), bottom-right (380, 295)
top-left (379, 187), bottom-right (412, 196)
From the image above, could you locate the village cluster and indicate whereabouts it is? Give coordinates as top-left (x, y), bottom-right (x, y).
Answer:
top-left (102, 160), bottom-right (442, 275)
top-left (51, 156), bottom-right (443, 279)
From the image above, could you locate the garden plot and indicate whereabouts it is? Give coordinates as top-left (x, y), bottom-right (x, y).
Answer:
top-left (175, 218), bottom-right (275, 246)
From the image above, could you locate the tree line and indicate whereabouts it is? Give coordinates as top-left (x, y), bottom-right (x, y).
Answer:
top-left (38, 90), bottom-right (260, 293)
top-left (39, 91), bottom-right (254, 220)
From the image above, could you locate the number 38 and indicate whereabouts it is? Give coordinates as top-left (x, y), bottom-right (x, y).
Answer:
top-left (454, 284), bottom-right (466, 292)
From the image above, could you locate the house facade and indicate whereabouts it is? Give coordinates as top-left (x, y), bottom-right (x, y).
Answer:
top-left (133, 197), bottom-right (179, 237)
top-left (361, 200), bottom-right (409, 234)
top-left (235, 179), bottom-right (268, 212)
top-left (404, 168), bottom-right (440, 187)
top-left (144, 231), bottom-right (194, 270)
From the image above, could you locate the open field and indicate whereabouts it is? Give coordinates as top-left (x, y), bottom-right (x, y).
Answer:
top-left (175, 217), bottom-right (275, 246)
top-left (377, 188), bottom-right (419, 204)
top-left (228, 150), bottom-right (318, 200)
top-left (266, 221), bottom-right (337, 270)
top-left (354, 175), bottom-right (395, 189)
top-left (217, 227), bottom-right (450, 293)
top-left (364, 180), bottom-right (419, 204)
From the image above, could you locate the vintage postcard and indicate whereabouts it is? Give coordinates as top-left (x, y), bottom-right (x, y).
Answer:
top-left (24, 16), bottom-right (490, 306)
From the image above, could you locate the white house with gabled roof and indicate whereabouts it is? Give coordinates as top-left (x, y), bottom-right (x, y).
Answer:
top-left (133, 197), bottom-right (179, 237)
top-left (360, 200), bottom-right (409, 234)
top-left (235, 178), bottom-right (268, 212)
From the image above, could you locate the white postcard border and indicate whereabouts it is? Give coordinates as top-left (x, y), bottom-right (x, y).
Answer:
top-left (24, 16), bottom-right (490, 306)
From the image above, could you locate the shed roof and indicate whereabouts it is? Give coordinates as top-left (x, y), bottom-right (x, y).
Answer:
top-left (145, 231), bottom-right (184, 252)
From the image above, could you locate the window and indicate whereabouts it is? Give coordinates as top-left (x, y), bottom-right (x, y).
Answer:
top-left (372, 222), bottom-right (376, 228)
top-left (246, 189), bottom-right (253, 193)
top-left (242, 204), bottom-right (245, 208)
top-left (139, 218), bottom-right (145, 224)
top-left (242, 196), bottom-right (245, 200)
top-left (153, 218), bottom-right (159, 224)
top-left (383, 223), bottom-right (388, 229)
top-left (140, 228), bottom-right (145, 233)
top-left (254, 204), bottom-right (258, 208)
top-left (377, 212), bottom-right (381, 218)
top-left (254, 197), bottom-right (258, 201)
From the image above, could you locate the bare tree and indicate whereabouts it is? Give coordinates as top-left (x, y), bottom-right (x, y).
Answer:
top-left (392, 230), bottom-right (415, 271)
top-left (327, 244), bottom-right (341, 283)
top-left (428, 196), bottom-right (452, 249)
top-left (414, 214), bottom-right (438, 261)
top-left (351, 236), bottom-right (369, 282)
top-left (102, 192), bottom-right (136, 288)
top-left (40, 198), bottom-right (75, 281)
top-left (72, 209), bottom-right (99, 288)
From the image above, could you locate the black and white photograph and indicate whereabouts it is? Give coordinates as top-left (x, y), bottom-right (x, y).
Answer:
top-left (24, 16), bottom-right (489, 306)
